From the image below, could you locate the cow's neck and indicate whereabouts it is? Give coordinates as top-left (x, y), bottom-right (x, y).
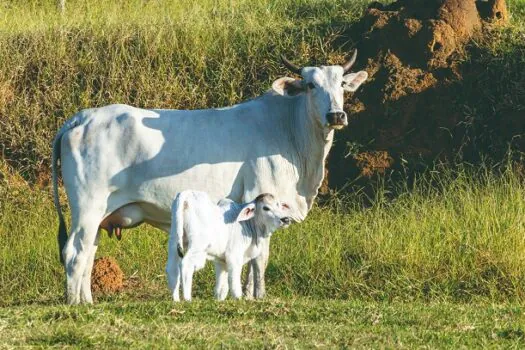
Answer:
top-left (282, 95), bottom-right (335, 214)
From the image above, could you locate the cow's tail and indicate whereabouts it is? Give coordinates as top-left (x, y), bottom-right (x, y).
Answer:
top-left (52, 116), bottom-right (82, 264)
top-left (172, 192), bottom-right (187, 258)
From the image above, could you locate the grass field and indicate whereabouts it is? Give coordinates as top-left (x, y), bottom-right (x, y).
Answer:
top-left (2, 0), bottom-right (525, 347)
top-left (2, 299), bottom-right (525, 348)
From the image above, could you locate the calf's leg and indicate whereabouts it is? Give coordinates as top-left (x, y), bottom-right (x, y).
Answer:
top-left (244, 237), bottom-right (270, 299)
top-left (253, 238), bottom-right (270, 299)
top-left (214, 261), bottom-right (229, 301)
top-left (227, 256), bottom-right (244, 299)
top-left (181, 251), bottom-right (206, 301)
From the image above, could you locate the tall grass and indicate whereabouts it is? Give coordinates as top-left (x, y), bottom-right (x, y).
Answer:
top-left (0, 0), bottom-right (369, 180)
top-left (2, 163), bottom-right (525, 305)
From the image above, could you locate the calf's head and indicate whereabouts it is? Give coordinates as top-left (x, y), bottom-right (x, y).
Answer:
top-left (236, 193), bottom-right (291, 234)
top-left (272, 50), bottom-right (368, 131)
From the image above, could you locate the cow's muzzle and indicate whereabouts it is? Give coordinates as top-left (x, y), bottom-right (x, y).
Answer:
top-left (326, 111), bottom-right (348, 130)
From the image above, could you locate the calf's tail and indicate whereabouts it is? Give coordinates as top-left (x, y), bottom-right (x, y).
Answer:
top-left (172, 192), bottom-right (187, 258)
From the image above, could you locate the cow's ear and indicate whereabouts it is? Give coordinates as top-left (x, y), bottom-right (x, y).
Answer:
top-left (236, 203), bottom-right (256, 222)
top-left (272, 77), bottom-right (306, 97)
top-left (343, 71), bottom-right (368, 92)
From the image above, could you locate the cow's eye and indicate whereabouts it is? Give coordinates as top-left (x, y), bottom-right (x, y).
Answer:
top-left (263, 206), bottom-right (270, 211)
top-left (307, 82), bottom-right (316, 89)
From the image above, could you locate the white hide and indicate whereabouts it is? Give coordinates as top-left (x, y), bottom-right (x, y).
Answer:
top-left (52, 63), bottom-right (368, 304)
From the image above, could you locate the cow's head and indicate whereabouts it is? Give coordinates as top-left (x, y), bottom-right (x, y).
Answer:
top-left (272, 50), bottom-right (368, 131)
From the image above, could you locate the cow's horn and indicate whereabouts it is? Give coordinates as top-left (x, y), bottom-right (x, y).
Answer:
top-left (281, 55), bottom-right (303, 75)
top-left (342, 49), bottom-right (358, 73)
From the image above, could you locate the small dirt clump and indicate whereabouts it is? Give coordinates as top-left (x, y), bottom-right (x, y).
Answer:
top-left (91, 256), bottom-right (124, 294)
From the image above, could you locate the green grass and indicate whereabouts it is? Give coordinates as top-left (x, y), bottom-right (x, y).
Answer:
top-left (2, 298), bottom-right (525, 348)
top-left (3, 164), bottom-right (525, 306)
top-left (2, 1), bottom-right (525, 346)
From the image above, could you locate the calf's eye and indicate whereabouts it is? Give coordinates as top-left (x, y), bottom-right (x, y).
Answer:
top-left (263, 206), bottom-right (270, 211)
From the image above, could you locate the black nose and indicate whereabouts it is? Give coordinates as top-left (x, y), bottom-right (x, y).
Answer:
top-left (280, 217), bottom-right (291, 225)
top-left (326, 111), bottom-right (348, 126)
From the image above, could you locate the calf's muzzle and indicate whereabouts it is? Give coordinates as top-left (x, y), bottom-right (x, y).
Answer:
top-left (280, 217), bottom-right (291, 225)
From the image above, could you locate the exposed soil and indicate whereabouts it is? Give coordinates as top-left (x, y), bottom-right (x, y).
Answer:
top-left (477, 0), bottom-right (508, 22)
top-left (327, 0), bottom-right (513, 187)
top-left (91, 256), bottom-right (124, 294)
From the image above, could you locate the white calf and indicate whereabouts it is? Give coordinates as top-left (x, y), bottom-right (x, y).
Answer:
top-left (166, 191), bottom-right (291, 301)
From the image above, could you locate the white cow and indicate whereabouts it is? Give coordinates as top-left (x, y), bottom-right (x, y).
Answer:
top-left (167, 191), bottom-right (290, 301)
top-left (52, 52), bottom-right (368, 304)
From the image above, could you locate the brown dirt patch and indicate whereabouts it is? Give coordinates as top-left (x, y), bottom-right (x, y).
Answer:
top-left (328, 0), bottom-right (512, 185)
top-left (91, 256), bottom-right (124, 294)
top-left (358, 0), bottom-right (482, 70)
top-left (355, 151), bottom-right (395, 177)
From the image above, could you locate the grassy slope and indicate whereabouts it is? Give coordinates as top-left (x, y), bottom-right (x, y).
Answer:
top-left (2, 298), bottom-right (525, 348)
top-left (0, 0), bottom-right (523, 179)
top-left (0, 0), bottom-right (369, 179)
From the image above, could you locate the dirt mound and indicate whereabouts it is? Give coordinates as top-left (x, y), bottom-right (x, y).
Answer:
top-left (361, 0), bottom-right (481, 69)
top-left (477, 0), bottom-right (508, 22)
top-left (328, 0), bottom-right (510, 186)
top-left (91, 256), bottom-right (124, 294)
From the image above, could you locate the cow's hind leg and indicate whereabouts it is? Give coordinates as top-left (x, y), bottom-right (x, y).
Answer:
top-left (80, 230), bottom-right (101, 303)
top-left (63, 210), bottom-right (104, 305)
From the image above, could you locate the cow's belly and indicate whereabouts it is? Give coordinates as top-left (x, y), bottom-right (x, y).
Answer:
top-left (137, 163), bottom-right (245, 206)
top-left (103, 163), bottom-right (245, 230)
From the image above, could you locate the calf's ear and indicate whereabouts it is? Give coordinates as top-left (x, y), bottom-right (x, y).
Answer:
top-left (272, 77), bottom-right (306, 97)
top-left (236, 203), bottom-right (256, 222)
top-left (343, 71), bottom-right (368, 92)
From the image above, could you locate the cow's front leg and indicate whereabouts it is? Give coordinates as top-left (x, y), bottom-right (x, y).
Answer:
top-left (243, 262), bottom-right (255, 299)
